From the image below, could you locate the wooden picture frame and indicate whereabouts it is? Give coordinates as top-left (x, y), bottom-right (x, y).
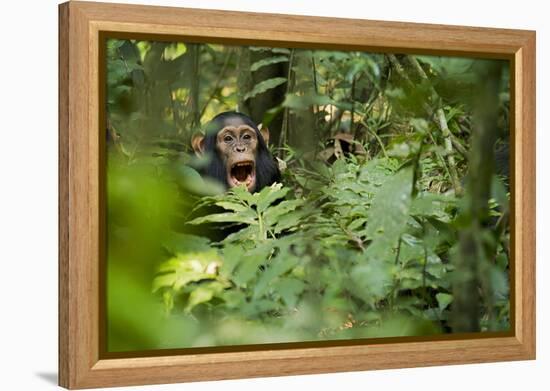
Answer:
top-left (59, 1), bottom-right (536, 389)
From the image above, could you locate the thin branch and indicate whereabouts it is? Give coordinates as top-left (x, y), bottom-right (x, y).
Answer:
top-left (279, 48), bottom-right (295, 150)
top-left (436, 108), bottom-right (463, 195)
top-left (450, 133), bottom-right (469, 157)
top-left (389, 54), bottom-right (463, 195)
top-left (199, 49), bottom-right (234, 119)
top-left (350, 74), bottom-right (356, 134)
top-left (361, 120), bottom-right (388, 159)
top-left (168, 88), bottom-right (182, 134)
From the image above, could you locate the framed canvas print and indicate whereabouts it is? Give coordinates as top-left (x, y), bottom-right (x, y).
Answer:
top-left (58, 1), bottom-right (536, 389)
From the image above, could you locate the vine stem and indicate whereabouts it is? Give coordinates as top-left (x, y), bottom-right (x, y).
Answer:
top-left (199, 49), bottom-right (234, 119)
top-left (388, 236), bottom-right (403, 311)
top-left (279, 49), bottom-right (295, 151)
top-left (436, 107), bottom-right (463, 195)
top-left (350, 74), bottom-right (356, 134)
top-left (388, 54), bottom-right (463, 195)
top-left (361, 120), bottom-right (388, 158)
top-left (257, 212), bottom-right (267, 241)
top-left (405, 55), bottom-right (463, 195)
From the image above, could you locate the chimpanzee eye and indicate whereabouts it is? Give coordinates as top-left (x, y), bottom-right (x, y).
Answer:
top-left (223, 135), bottom-right (233, 143)
top-left (243, 134), bottom-right (251, 140)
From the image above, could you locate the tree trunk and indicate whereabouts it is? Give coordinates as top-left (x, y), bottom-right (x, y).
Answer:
top-left (451, 61), bottom-right (503, 332)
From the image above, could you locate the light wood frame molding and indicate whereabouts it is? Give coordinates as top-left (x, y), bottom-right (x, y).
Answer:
top-left (58, 1), bottom-right (536, 389)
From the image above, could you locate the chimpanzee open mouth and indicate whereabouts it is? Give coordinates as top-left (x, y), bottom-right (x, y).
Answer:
top-left (228, 161), bottom-right (256, 190)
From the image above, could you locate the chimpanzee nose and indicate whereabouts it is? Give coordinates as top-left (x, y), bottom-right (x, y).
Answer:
top-left (235, 145), bottom-right (246, 153)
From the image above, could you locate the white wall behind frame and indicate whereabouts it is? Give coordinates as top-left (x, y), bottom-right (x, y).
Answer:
top-left (0, 0), bottom-right (545, 390)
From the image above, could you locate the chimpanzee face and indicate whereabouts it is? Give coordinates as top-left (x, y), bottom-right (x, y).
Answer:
top-left (192, 112), bottom-right (280, 193)
top-left (216, 124), bottom-right (259, 191)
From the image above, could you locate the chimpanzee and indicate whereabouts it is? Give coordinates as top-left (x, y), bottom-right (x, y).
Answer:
top-left (191, 111), bottom-right (280, 192)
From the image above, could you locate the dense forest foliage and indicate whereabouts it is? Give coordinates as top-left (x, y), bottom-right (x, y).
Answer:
top-left (105, 39), bottom-right (510, 352)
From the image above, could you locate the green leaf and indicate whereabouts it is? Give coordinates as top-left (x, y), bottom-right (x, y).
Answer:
top-left (186, 211), bottom-right (257, 226)
top-left (358, 158), bottom-right (397, 187)
top-left (230, 185), bottom-right (257, 205)
top-left (273, 208), bottom-right (311, 234)
top-left (264, 199), bottom-right (304, 227)
top-left (249, 47), bottom-right (291, 55)
top-left (232, 246), bottom-right (271, 286)
top-left (152, 251), bottom-right (222, 293)
top-left (186, 286), bottom-right (214, 312)
top-left (107, 38), bottom-right (125, 52)
top-left (241, 299), bottom-right (280, 317)
top-left (491, 176), bottom-right (509, 215)
top-left (185, 281), bottom-right (227, 312)
top-left (271, 48), bottom-right (291, 54)
top-left (244, 77), bottom-right (287, 101)
top-left (256, 183), bottom-right (289, 213)
top-left (214, 200), bottom-right (249, 213)
top-left (436, 293), bottom-right (453, 312)
top-left (163, 43), bottom-right (187, 60)
top-left (489, 264), bottom-right (509, 300)
top-left (347, 218), bottom-right (367, 231)
top-left (365, 167), bottom-right (413, 252)
top-left (410, 193), bottom-right (456, 218)
top-left (162, 233), bottom-right (211, 254)
top-left (351, 259), bottom-right (393, 301)
top-left (176, 165), bottom-right (225, 195)
top-left (221, 226), bottom-right (258, 244)
top-left (151, 273), bottom-right (177, 293)
top-left (273, 278), bottom-right (305, 308)
top-left (416, 56), bottom-right (475, 77)
top-left (261, 105), bottom-right (284, 127)
top-left (250, 55), bottom-right (289, 72)
top-left (220, 244), bottom-right (244, 277)
top-left (282, 93), bottom-right (333, 110)
top-left (253, 253), bottom-right (299, 299)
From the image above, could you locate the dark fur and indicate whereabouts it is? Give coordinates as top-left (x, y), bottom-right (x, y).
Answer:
top-left (200, 112), bottom-right (280, 192)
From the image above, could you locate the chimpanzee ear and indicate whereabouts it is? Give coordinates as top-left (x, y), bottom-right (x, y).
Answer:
top-left (257, 124), bottom-right (270, 145)
top-left (191, 133), bottom-right (205, 155)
